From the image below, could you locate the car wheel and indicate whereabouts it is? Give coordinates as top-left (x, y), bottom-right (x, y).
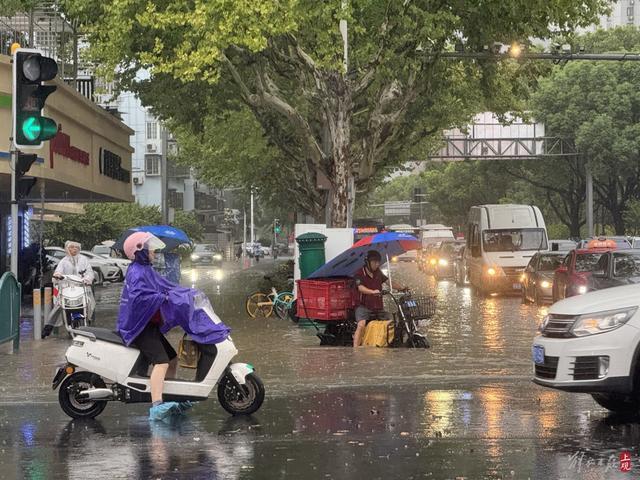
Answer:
top-left (521, 286), bottom-right (530, 304)
top-left (93, 269), bottom-right (104, 285)
top-left (591, 393), bottom-right (638, 414)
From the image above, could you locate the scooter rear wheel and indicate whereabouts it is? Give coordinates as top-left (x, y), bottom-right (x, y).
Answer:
top-left (217, 372), bottom-right (265, 415)
top-left (58, 371), bottom-right (108, 419)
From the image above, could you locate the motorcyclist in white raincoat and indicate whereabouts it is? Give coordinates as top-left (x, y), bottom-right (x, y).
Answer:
top-left (43, 241), bottom-right (96, 337)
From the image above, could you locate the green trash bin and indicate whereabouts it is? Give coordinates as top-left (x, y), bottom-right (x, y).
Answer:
top-left (296, 232), bottom-right (327, 279)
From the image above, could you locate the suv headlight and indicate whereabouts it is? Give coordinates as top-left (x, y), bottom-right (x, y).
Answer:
top-left (571, 307), bottom-right (638, 337)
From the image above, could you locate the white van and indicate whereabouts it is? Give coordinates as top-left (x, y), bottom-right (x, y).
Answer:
top-left (464, 204), bottom-right (548, 294)
top-left (419, 224), bottom-right (455, 247)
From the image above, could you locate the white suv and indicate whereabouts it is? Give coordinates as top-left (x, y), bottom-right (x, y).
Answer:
top-left (532, 284), bottom-right (640, 413)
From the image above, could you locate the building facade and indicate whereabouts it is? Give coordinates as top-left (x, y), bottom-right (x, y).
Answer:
top-left (0, 55), bottom-right (134, 273)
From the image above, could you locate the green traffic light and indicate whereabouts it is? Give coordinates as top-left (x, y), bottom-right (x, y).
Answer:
top-left (40, 117), bottom-right (58, 140)
top-left (21, 116), bottom-right (41, 141)
top-left (20, 116), bottom-right (57, 143)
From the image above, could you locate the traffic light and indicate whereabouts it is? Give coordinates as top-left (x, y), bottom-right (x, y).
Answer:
top-left (15, 152), bottom-right (38, 199)
top-left (413, 187), bottom-right (423, 203)
top-left (274, 219), bottom-right (282, 234)
top-left (12, 48), bottom-right (58, 148)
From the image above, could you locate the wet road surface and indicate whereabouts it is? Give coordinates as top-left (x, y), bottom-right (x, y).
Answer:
top-left (1, 260), bottom-right (640, 479)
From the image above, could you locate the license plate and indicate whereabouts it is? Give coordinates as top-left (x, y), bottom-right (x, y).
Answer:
top-left (532, 345), bottom-right (545, 365)
top-left (512, 283), bottom-right (522, 290)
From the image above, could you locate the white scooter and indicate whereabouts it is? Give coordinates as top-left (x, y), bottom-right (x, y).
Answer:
top-left (52, 295), bottom-right (264, 419)
top-left (43, 274), bottom-right (95, 338)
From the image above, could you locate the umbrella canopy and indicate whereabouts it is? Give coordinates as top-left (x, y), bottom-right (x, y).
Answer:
top-left (308, 231), bottom-right (421, 279)
top-left (113, 225), bottom-right (191, 252)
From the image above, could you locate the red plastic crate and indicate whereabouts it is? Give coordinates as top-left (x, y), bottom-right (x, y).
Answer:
top-left (296, 278), bottom-right (356, 321)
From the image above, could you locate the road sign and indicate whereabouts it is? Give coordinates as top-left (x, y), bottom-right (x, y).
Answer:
top-left (384, 201), bottom-right (411, 216)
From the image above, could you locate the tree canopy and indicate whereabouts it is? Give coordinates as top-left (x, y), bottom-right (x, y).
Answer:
top-left (532, 26), bottom-right (640, 234)
top-left (59, 0), bottom-right (609, 226)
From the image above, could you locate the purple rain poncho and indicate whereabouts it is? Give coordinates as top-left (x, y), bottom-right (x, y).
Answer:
top-left (117, 249), bottom-right (230, 346)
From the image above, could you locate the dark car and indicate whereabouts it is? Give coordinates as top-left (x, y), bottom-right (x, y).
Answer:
top-left (433, 240), bottom-right (465, 279)
top-left (521, 252), bottom-right (566, 304)
top-left (553, 248), bottom-right (616, 302)
top-left (587, 250), bottom-right (640, 292)
top-left (190, 244), bottom-right (223, 265)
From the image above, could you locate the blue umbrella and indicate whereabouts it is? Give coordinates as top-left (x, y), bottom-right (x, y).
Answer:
top-left (113, 225), bottom-right (191, 252)
top-left (308, 231), bottom-right (421, 279)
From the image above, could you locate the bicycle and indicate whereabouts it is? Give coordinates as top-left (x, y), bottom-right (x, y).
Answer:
top-left (246, 278), bottom-right (294, 320)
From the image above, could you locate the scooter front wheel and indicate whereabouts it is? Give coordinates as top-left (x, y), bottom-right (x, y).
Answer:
top-left (217, 372), bottom-right (265, 415)
top-left (58, 371), bottom-right (108, 419)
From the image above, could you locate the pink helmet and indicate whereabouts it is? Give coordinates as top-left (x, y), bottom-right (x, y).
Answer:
top-left (123, 232), bottom-right (166, 259)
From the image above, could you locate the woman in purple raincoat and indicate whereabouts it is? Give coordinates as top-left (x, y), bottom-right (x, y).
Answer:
top-left (117, 232), bottom-right (230, 421)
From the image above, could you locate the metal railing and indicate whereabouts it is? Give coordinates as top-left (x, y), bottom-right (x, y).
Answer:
top-left (0, 272), bottom-right (21, 352)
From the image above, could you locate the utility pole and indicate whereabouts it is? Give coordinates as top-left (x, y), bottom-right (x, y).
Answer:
top-left (10, 145), bottom-right (18, 276)
top-left (586, 161), bottom-right (594, 238)
top-left (161, 125), bottom-right (168, 224)
top-left (250, 186), bottom-right (255, 246)
top-left (242, 206), bottom-right (247, 264)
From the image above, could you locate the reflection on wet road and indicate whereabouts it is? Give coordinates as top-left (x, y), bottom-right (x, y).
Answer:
top-left (1, 261), bottom-right (639, 479)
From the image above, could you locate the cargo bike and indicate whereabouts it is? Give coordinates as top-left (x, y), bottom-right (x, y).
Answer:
top-left (294, 277), bottom-right (435, 348)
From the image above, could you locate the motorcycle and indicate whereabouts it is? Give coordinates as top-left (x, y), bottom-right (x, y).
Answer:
top-left (52, 295), bottom-right (265, 419)
top-left (43, 274), bottom-right (95, 338)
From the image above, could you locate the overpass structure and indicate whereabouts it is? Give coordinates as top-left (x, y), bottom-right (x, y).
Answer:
top-left (427, 113), bottom-right (593, 236)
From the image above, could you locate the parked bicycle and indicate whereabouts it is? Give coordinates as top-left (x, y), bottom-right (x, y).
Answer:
top-left (246, 277), bottom-right (294, 320)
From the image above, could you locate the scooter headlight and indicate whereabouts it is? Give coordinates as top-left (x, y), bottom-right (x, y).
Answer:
top-left (577, 285), bottom-right (588, 295)
top-left (540, 280), bottom-right (552, 289)
top-left (571, 307), bottom-right (638, 337)
top-left (438, 258), bottom-right (448, 266)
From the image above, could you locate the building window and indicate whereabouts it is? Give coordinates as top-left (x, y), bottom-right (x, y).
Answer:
top-left (145, 154), bottom-right (161, 176)
top-left (146, 121), bottom-right (158, 140)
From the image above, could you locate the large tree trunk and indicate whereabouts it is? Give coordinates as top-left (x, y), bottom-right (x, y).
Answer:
top-left (327, 74), bottom-right (352, 228)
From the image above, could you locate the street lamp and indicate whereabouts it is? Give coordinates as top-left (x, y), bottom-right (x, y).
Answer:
top-left (509, 43), bottom-right (522, 58)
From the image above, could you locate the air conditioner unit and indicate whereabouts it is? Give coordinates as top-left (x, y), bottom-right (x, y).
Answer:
top-left (133, 176), bottom-right (143, 185)
top-left (146, 144), bottom-right (157, 152)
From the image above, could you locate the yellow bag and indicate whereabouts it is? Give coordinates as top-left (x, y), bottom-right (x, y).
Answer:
top-left (362, 320), bottom-right (394, 347)
top-left (178, 334), bottom-right (201, 369)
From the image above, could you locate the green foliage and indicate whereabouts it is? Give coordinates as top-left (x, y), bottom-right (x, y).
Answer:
top-left (172, 210), bottom-right (204, 243)
top-left (547, 223), bottom-right (571, 240)
top-left (60, 0), bottom-right (609, 225)
top-left (532, 26), bottom-right (640, 234)
top-left (47, 203), bottom-right (204, 248)
top-left (623, 200), bottom-right (640, 236)
top-left (46, 203), bottom-right (161, 248)
top-left (357, 161), bottom-right (518, 226)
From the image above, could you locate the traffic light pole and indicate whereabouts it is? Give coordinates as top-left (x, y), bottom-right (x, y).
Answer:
top-left (10, 143), bottom-right (18, 276)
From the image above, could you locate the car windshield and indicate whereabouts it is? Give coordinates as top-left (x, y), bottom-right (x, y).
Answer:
top-left (538, 255), bottom-right (564, 271)
top-left (614, 253), bottom-right (640, 277)
top-left (482, 229), bottom-right (547, 252)
top-left (195, 245), bottom-right (216, 252)
top-left (575, 253), bottom-right (604, 272)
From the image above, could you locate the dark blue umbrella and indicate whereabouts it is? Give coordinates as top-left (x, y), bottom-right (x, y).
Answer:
top-left (113, 225), bottom-right (191, 252)
top-left (308, 231), bottom-right (421, 279)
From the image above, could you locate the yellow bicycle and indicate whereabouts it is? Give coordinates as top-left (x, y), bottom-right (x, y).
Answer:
top-left (245, 287), bottom-right (294, 319)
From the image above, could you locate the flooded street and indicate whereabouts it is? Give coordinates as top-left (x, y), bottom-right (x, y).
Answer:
top-left (1, 260), bottom-right (639, 479)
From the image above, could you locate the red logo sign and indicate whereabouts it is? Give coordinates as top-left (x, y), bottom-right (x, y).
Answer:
top-left (49, 130), bottom-right (90, 168)
top-left (620, 451), bottom-right (632, 473)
